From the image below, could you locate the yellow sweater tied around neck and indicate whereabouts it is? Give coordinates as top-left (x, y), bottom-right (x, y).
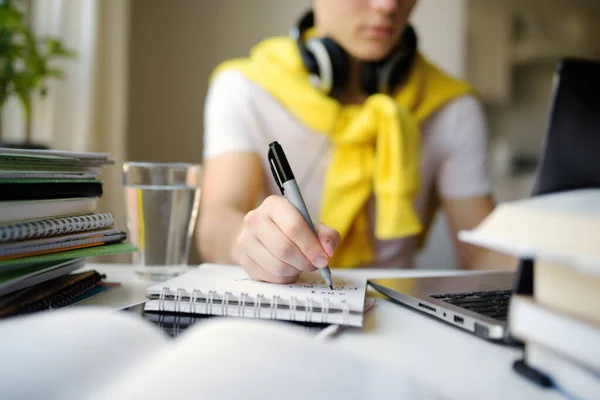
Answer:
top-left (211, 37), bottom-right (473, 268)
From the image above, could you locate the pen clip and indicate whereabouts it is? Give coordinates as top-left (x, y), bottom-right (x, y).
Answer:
top-left (268, 145), bottom-right (285, 195)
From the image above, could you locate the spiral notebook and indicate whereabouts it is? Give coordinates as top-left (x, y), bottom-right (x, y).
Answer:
top-left (144, 264), bottom-right (368, 327)
top-left (0, 213), bottom-right (114, 243)
top-left (0, 270), bottom-right (113, 318)
top-left (0, 228), bottom-right (126, 260)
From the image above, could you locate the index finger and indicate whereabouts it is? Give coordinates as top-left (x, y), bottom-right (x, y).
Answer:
top-left (267, 197), bottom-right (330, 269)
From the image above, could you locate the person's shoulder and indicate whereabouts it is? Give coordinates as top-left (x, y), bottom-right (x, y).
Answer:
top-left (438, 94), bottom-right (485, 120)
top-left (208, 67), bottom-right (287, 112)
top-left (208, 69), bottom-right (262, 100)
top-left (424, 93), bottom-right (485, 129)
top-left (423, 94), bottom-right (488, 146)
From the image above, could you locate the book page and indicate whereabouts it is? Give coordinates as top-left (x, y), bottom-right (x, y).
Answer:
top-left (146, 264), bottom-right (367, 312)
top-left (510, 188), bottom-right (600, 216)
top-left (0, 308), bottom-right (168, 400)
top-left (92, 317), bottom-right (439, 400)
top-left (459, 189), bottom-right (600, 274)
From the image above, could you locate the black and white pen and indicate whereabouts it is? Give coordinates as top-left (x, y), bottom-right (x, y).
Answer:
top-left (268, 141), bottom-right (334, 290)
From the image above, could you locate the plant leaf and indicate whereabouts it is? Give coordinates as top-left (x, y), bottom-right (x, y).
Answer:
top-left (0, 0), bottom-right (78, 117)
top-left (46, 68), bottom-right (64, 78)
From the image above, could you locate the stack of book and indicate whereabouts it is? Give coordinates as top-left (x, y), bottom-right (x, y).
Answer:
top-left (460, 188), bottom-right (600, 400)
top-left (0, 147), bottom-right (136, 317)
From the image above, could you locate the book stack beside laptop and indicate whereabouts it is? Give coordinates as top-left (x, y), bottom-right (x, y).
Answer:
top-left (0, 147), bottom-right (136, 318)
top-left (459, 188), bottom-right (600, 400)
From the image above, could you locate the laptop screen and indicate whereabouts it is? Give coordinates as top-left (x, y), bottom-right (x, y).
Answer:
top-left (512, 57), bottom-right (600, 298)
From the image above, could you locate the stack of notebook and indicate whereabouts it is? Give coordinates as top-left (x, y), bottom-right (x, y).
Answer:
top-left (0, 147), bottom-right (137, 317)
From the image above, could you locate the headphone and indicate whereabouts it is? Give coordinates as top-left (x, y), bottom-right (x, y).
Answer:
top-left (290, 10), bottom-right (418, 96)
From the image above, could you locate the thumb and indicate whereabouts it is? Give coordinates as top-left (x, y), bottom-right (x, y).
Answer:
top-left (315, 222), bottom-right (340, 258)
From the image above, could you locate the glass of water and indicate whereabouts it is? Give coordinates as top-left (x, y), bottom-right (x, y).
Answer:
top-left (123, 162), bottom-right (201, 280)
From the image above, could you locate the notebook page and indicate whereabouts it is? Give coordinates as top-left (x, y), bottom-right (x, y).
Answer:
top-left (146, 264), bottom-right (367, 313)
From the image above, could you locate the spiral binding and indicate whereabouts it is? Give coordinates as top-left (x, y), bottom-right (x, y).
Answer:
top-left (239, 292), bottom-right (248, 317)
top-left (0, 213), bottom-right (114, 242)
top-left (156, 288), bottom-right (351, 324)
top-left (8, 271), bottom-right (105, 317)
top-left (321, 297), bottom-right (330, 324)
top-left (191, 289), bottom-right (199, 314)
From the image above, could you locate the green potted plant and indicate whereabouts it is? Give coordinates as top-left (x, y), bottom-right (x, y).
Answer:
top-left (0, 0), bottom-right (76, 149)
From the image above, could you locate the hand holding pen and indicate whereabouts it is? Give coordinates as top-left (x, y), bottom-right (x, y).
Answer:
top-left (232, 142), bottom-right (340, 286)
top-left (268, 141), bottom-right (335, 289)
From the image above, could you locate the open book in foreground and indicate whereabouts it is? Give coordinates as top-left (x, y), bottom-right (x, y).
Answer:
top-left (0, 308), bottom-right (437, 400)
top-left (144, 264), bottom-right (368, 327)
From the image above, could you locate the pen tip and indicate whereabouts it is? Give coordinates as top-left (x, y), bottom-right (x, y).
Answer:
top-left (329, 285), bottom-right (334, 290)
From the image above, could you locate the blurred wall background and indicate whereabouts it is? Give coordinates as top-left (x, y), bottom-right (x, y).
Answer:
top-left (3, 0), bottom-right (599, 268)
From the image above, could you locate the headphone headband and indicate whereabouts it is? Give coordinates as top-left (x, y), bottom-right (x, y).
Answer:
top-left (291, 9), bottom-right (315, 41)
top-left (292, 9), bottom-right (417, 96)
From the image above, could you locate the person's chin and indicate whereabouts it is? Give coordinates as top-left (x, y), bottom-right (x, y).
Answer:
top-left (353, 45), bottom-right (394, 62)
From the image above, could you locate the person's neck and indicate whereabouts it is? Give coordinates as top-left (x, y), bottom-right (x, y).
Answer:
top-left (336, 58), bottom-right (368, 106)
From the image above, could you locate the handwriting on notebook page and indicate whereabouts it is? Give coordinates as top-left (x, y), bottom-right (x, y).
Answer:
top-left (232, 273), bottom-right (363, 298)
top-left (291, 278), bottom-right (360, 296)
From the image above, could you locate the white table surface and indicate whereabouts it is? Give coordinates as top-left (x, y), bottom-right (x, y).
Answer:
top-left (79, 263), bottom-right (560, 400)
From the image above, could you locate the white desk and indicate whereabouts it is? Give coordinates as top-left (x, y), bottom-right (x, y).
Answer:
top-left (79, 263), bottom-right (560, 400)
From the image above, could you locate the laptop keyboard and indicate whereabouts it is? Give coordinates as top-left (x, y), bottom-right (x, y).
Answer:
top-left (430, 290), bottom-right (512, 321)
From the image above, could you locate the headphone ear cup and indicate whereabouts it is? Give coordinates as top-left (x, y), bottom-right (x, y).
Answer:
top-left (385, 26), bottom-right (418, 93)
top-left (362, 25), bottom-right (418, 95)
top-left (320, 38), bottom-right (349, 94)
top-left (300, 47), bottom-right (320, 76)
top-left (305, 38), bottom-right (335, 94)
top-left (362, 63), bottom-right (381, 95)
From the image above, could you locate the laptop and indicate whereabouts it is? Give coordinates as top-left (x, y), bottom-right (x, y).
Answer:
top-left (368, 57), bottom-right (600, 343)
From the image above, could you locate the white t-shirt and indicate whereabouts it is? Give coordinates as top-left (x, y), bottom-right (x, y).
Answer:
top-left (203, 70), bottom-right (493, 268)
